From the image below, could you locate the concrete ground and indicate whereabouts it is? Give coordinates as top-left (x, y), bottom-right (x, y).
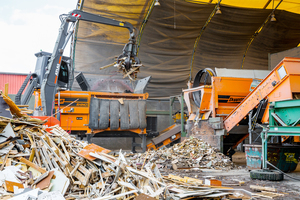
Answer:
top-left (160, 165), bottom-right (300, 199)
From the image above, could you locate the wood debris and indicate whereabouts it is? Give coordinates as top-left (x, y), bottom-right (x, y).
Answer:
top-left (0, 93), bottom-right (278, 199)
top-left (128, 137), bottom-right (234, 171)
top-left (250, 184), bottom-right (277, 192)
top-left (250, 185), bottom-right (283, 199)
top-left (252, 191), bottom-right (284, 199)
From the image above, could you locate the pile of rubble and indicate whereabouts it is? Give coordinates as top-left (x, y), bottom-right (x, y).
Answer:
top-left (128, 138), bottom-right (234, 171)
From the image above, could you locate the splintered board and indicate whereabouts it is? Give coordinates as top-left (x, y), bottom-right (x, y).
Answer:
top-left (77, 143), bottom-right (111, 161)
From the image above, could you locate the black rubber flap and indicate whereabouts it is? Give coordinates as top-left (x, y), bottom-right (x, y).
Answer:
top-left (120, 100), bottom-right (130, 130)
top-left (138, 100), bottom-right (147, 129)
top-left (129, 100), bottom-right (139, 129)
top-left (110, 100), bottom-right (120, 130)
top-left (88, 97), bottom-right (99, 129)
top-left (99, 99), bottom-right (110, 129)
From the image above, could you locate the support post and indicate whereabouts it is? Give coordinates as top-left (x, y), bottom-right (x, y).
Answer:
top-left (4, 83), bottom-right (8, 96)
top-left (248, 110), bottom-right (253, 144)
top-left (132, 137), bottom-right (136, 153)
top-left (142, 134), bottom-right (146, 152)
top-left (87, 134), bottom-right (93, 143)
top-left (261, 130), bottom-right (268, 169)
top-left (181, 93), bottom-right (186, 137)
top-left (169, 97), bottom-right (175, 126)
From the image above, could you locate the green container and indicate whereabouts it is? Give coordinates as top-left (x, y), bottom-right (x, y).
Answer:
top-left (244, 144), bottom-right (300, 172)
top-left (267, 144), bottom-right (300, 172)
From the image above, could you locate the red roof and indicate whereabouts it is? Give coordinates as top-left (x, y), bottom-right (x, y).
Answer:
top-left (0, 73), bottom-right (28, 95)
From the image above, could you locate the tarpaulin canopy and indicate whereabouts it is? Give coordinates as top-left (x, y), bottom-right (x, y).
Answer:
top-left (73, 0), bottom-right (300, 98)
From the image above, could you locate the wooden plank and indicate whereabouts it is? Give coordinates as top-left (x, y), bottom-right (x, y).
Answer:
top-left (4, 83), bottom-right (8, 96)
top-left (29, 148), bottom-right (35, 162)
top-left (78, 143), bottom-right (111, 161)
top-left (40, 145), bottom-right (54, 170)
top-left (73, 171), bottom-right (87, 186)
top-left (5, 180), bottom-right (24, 192)
top-left (136, 193), bottom-right (157, 200)
top-left (0, 145), bottom-right (14, 170)
top-left (46, 135), bottom-right (69, 164)
top-left (5, 158), bottom-right (11, 167)
top-left (36, 171), bottom-right (55, 190)
top-left (168, 174), bottom-right (186, 183)
top-left (93, 190), bottom-right (138, 200)
top-left (184, 176), bottom-right (203, 185)
top-left (60, 140), bottom-right (70, 161)
top-left (250, 185), bottom-right (277, 192)
top-left (37, 147), bottom-right (50, 171)
top-left (40, 137), bottom-right (66, 168)
top-left (0, 154), bottom-right (9, 171)
top-left (17, 157), bottom-right (46, 174)
top-left (16, 105), bottom-right (29, 108)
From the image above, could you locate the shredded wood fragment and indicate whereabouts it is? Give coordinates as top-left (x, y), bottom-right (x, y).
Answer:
top-left (128, 137), bottom-right (234, 171)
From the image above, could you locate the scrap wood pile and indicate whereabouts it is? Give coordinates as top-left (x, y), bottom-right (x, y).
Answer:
top-left (0, 93), bottom-right (254, 200)
top-left (0, 118), bottom-right (253, 200)
top-left (128, 137), bottom-right (234, 171)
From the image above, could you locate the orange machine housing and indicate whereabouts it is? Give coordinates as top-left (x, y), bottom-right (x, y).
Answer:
top-left (184, 76), bottom-right (256, 121)
top-left (34, 90), bottom-right (148, 134)
top-left (183, 58), bottom-right (300, 152)
top-left (224, 57), bottom-right (300, 132)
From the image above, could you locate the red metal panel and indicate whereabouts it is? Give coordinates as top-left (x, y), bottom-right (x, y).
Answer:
top-left (0, 73), bottom-right (27, 94)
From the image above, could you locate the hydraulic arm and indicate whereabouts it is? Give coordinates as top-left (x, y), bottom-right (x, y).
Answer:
top-left (40, 10), bottom-right (141, 116)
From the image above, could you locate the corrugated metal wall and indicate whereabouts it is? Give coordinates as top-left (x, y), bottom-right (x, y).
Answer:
top-left (0, 73), bottom-right (27, 94)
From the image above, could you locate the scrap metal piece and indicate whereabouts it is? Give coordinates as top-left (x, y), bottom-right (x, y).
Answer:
top-left (134, 76), bottom-right (151, 94)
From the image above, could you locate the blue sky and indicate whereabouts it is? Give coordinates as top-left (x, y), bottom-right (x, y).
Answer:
top-left (0, 0), bottom-right (77, 73)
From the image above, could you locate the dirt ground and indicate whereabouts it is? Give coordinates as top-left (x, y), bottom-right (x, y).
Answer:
top-left (158, 151), bottom-right (300, 199)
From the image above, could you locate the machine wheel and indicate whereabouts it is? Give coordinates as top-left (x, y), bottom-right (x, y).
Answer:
top-left (250, 169), bottom-right (283, 181)
top-left (192, 68), bottom-right (216, 108)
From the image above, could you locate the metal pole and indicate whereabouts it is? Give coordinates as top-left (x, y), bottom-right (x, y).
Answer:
top-left (169, 97), bottom-right (175, 126)
top-left (57, 90), bottom-right (61, 122)
top-left (181, 93), bottom-right (186, 137)
top-left (261, 130), bottom-right (268, 169)
top-left (248, 110), bottom-right (252, 144)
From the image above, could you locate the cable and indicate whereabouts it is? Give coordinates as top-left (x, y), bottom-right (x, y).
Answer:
top-left (266, 161), bottom-right (300, 181)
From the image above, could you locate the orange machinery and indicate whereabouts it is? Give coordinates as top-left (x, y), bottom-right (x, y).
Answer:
top-left (183, 57), bottom-right (300, 153)
top-left (146, 124), bottom-right (181, 150)
top-left (34, 90), bottom-right (148, 133)
top-left (33, 89), bottom-right (149, 151)
top-left (183, 67), bottom-right (270, 152)
top-left (184, 68), bottom-right (270, 121)
top-left (224, 57), bottom-right (300, 143)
